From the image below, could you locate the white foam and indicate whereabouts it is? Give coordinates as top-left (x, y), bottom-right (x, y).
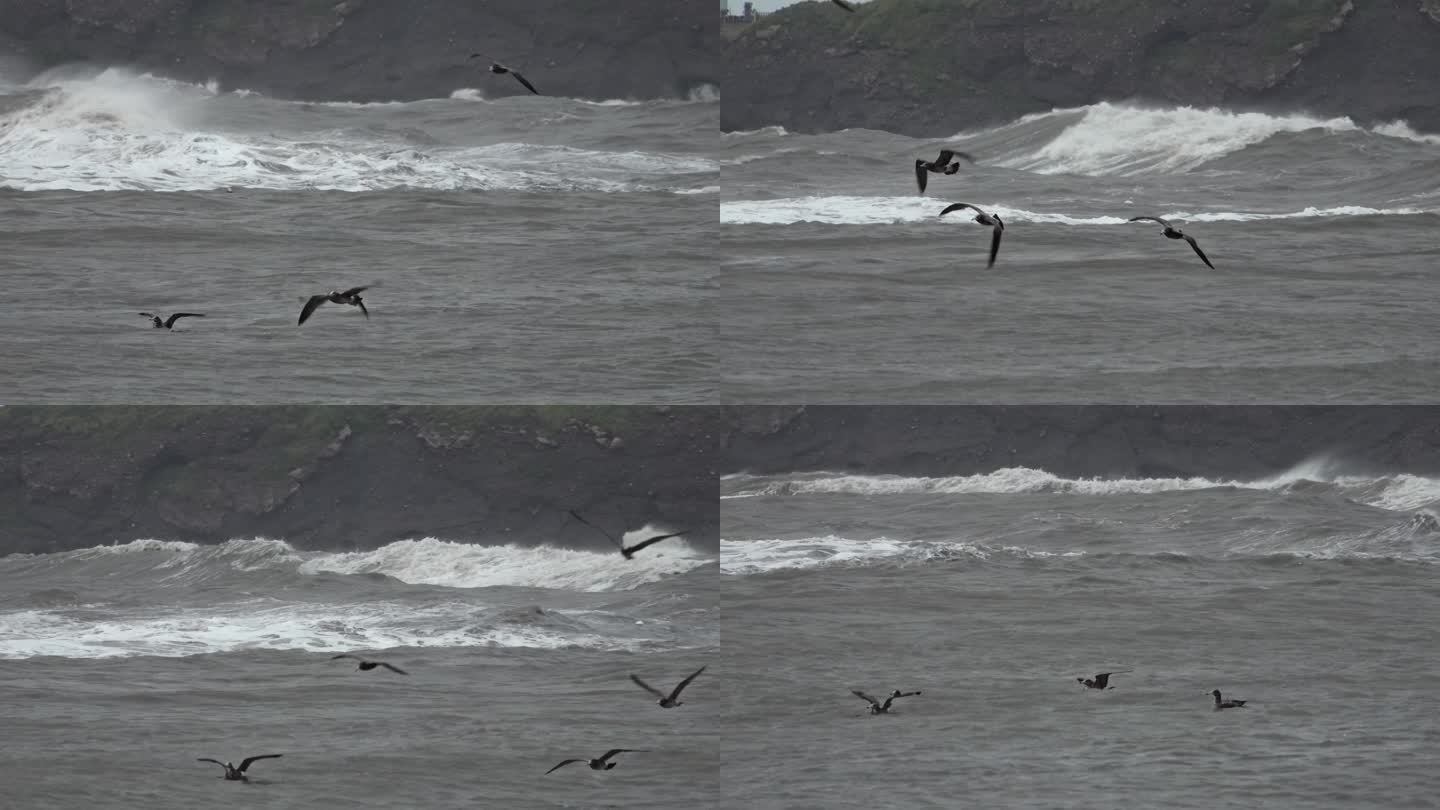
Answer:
top-left (719, 195), bottom-right (1430, 226)
top-left (720, 536), bottom-right (1079, 575)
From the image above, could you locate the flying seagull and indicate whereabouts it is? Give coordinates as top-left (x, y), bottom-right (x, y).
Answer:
top-left (196, 754), bottom-right (282, 781)
top-left (938, 202), bottom-right (1006, 267)
top-left (630, 665), bottom-right (706, 708)
top-left (299, 286), bottom-right (369, 325)
top-left (1211, 689), bottom-right (1247, 710)
top-left (914, 149), bottom-right (974, 194)
top-left (1127, 216), bottom-right (1215, 269)
top-left (831, 0), bottom-right (856, 11)
top-left (545, 749), bottom-right (645, 774)
top-left (139, 312), bottom-right (205, 329)
top-left (567, 509), bottom-right (686, 559)
top-left (330, 654), bottom-right (408, 675)
top-left (468, 55), bottom-right (539, 94)
top-left (851, 689), bottom-right (919, 714)
top-left (1077, 670), bottom-right (1131, 690)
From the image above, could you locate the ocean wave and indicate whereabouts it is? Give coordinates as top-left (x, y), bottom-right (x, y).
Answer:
top-left (718, 195), bottom-right (1430, 225)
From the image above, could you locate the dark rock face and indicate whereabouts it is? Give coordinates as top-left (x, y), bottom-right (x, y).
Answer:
top-left (0, 0), bottom-right (716, 101)
top-left (721, 406), bottom-right (1440, 479)
top-left (0, 406), bottom-right (719, 555)
top-left (722, 0), bottom-right (1440, 135)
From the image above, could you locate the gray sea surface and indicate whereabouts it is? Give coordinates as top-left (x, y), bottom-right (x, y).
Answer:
top-left (720, 467), bottom-right (1440, 809)
top-left (0, 69), bottom-right (718, 403)
top-left (0, 535), bottom-right (718, 809)
top-left (720, 103), bottom-right (1440, 401)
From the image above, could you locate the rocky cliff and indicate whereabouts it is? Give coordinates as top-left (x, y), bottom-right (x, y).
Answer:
top-left (723, 0), bottom-right (1440, 135)
top-left (0, 0), bottom-right (715, 101)
top-left (0, 406), bottom-right (719, 555)
top-left (721, 405), bottom-right (1440, 478)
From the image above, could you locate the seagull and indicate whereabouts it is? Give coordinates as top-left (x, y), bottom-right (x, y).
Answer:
top-left (1211, 689), bottom-right (1247, 710)
top-left (196, 754), bottom-right (282, 781)
top-left (938, 202), bottom-right (1005, 267)
top-left (1077, 671), bottom-right (1131, 690)
top-left (831, 0), bottom-right (856, 11)
top-left (914, 149), bottom-right (974, 194)
top-left (630, 665), bottom-right (706, 708)
top-left (545, 749), bottom-right (645, 774)
top-left (1127, 216), bottom-right (1215, 269)
top-left (299, 286), bottom-right (369, 325)
top-left (139, 312), bottom-right (205, 329)
top-left (330, 654), bottom-right (408, 675)
top-left (468, 55), bottom-right (539, 94)
top-left (851, 689), bottom-right (918, 714)
top-left (566, 509), bottom-right (686, 559)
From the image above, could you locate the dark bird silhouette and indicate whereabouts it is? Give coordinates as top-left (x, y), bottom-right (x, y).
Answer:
top-left (330, 654), bottom-right (408, 675)
top-left (1127, 216), bottom-right (1215, 269)
top-left (545, 749), bottom-right (645, 774)
top-left (851, 689), bottom-right (918, 714)
top-left (299, 286), bottom-right (369, 325)
top-left (196, 754), bottom-right (282, 781)
top-left (914, 149), bottom-right (974, 194)
top-left (468, 55), bottom-right (539, 94)
top-left (630, 665), bottom-right (706, 708)
top-left (567, 509), bottom-right (686, 559)
top-left (1211, 689), bottom-right (1247, 710)
top-left (939, 202), bottom-right (1006, 267)
top-left (1077, 670), bottom-right (1131, 690)
top-left (139, 312), bottom-right (205, 329)
top-left (831, 0), bottom-right (856, 11)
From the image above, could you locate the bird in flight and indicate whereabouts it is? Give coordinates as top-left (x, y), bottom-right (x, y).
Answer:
top-left (914, 149), bottom-right (974, 194)
top-left (139, 312), bottom-right (205, 329)
top-left (1127, 216), bottom-right (1215, 269)
top-left (567, 509), bottom-right (686, 559)
top-left (545, 749), bottom-right (645, 774)
top-left (299, 286), bottom-right (369, 325)
top-left (196, 754), bottom-right (282, 781)
top-left (1076, 670), bottom-right (1131, 690)
top-left (630, 665), bottom-right (706, 708)
top-left (939, 202), bottom-right (1006, 267)
top-left (851, 688), bottom-right (920, 714)
top-left (330, 654), bottom-right (408, 675)
top-left (468, 55), bottom-right (539, 94)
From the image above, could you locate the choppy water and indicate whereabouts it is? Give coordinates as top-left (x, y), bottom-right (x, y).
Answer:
top-left (0, 69), bottom-right (718, 403)
top-left (720, 102), bottom-right (1440, 401)
top-left (0, 534), bottom-right (718, 809)
top-left (720, 464), bottom-right (1440, 809)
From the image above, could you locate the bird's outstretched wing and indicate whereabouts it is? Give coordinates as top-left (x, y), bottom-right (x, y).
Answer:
top-left (630, 673), bottom-right (667, 699)
top-left (1184, 235), bottom-right (1215, 269)
top-left (598, 749), bottom-right (644, 763)
top-left (166, 313), bottom-right (205, 328)
top-left (546, 759), bottom-right (585, 774)
top-left (622, 532), bottom-right (685, 556)
top-left (357, 300), bottom-right (370, 319)
top-left (987, 221), bottom-right (1004, 268)
top-left (238, 754), bottom-right (282, 773)
top-left (340, 286), bottom-right (370, 297)
top-left (1128, 215), bottom-right (1170, 226)
top-left (139, 312), bottom-right (157, 319)
top-left (950, 150), bottom-right (976, 164)
top-left (510, 71), bottom-right (540, 95)
top-left (880, 695), bottom-right (898, 710)
top-left (831, 0), bottom-right (856, 11)
top-left (851, 689), bottom-right (879, 706)
top-left (331, 653), bottom-right (362, 661)
top-left (914, 161), bottom-right (928, 194)
top-left (935, 149), bottom-right (954, 165)
top-left (567, 510), bottom-right (623, 550)
top-left (196, 758), bottom-right (226, 768)
top-left (378, 661), bottom-right (408, 675)
top-left (670, 665), bottom-right (707, 700)
top-left (298, 295), bottom-right (327, 325)
top-left (939, 202), bottom-right (979, 218)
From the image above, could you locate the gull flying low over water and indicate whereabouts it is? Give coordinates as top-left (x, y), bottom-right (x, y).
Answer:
top-left (939, 203), bottom-right (1005, 267)
top-left (1127, 216), bottom-right (1215, 269)
top-left (1077, 670), bottom-right (1131, 690)
top-left (851, 688), bottom-right (920, 714)
top-left (545, 749), bottom-right (645, 774)
top-left (196, 754), bottom-right (282, 781)
top-left (299, 286), bottom-right (369, 325)
top-left (468, 55), bottom-right (539, 94)
top-left (1211, 689), bottom-right (1247, 710)
top-left (567, 509), bottom-right (687, 559)
top-left (630, 665), bottom-right (706, 708)
top-left (914, 149), bottom-right (974, 194)
top-left (139, 312), bottom-right (204, 329)
top-left (331, 654), bottom-right (408, 675)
